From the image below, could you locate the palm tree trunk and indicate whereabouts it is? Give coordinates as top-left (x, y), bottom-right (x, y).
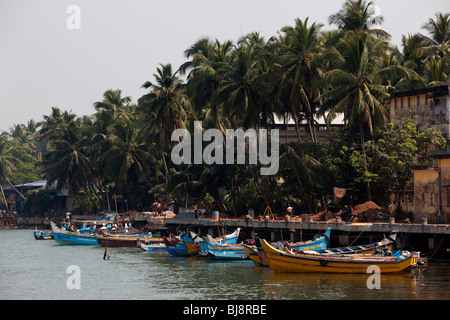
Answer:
top-left (359, 117), bottom-right (372, 201)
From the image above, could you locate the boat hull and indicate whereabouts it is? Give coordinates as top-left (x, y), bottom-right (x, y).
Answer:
top-left (259, 238), bottom-right (418, 274)
top-left (207, 244), bottom-right (249, 260)
top-left (50, 221), bottom-right (98, 245)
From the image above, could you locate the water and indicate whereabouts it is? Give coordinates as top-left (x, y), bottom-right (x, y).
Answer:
top-left (1, 229), bottom-right (450, 300)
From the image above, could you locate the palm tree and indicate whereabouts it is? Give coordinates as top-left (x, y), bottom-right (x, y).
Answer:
top-left (329, 0), bottom-right (390, 39)
top-left (273, 18), bottom-right (325, 144)
top-left (318, 32), bottom-right (417, 200)
top-left (101, 118), bottom-right (156, 208)
top-left (40, 116), bottom-right (93, 209)
top-left (420, 12), bottom-right (450, 59)
top-left (137, 63), bottom-right (189, 181)
top-left (180, 38), bottom-right (233, 134)
top-left (0, 136), bottom-right (18, 208)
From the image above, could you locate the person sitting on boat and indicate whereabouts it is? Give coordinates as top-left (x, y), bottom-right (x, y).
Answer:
top-left (67, 223), bottom-right (75, 232)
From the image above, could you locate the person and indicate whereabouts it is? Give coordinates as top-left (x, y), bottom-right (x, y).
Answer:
top-left (287, 204), bottom-right (293, 216)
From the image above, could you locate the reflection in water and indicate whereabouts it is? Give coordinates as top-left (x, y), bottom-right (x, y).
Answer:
top-left (262, 263), bottom-right (450, 300)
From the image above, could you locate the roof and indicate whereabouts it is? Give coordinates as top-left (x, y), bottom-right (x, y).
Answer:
top-left (13, 180), bottom-right (48, 188)
top-left (389, 83), bottom-right (449, 99)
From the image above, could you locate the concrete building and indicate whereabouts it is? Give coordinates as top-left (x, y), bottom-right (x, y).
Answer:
top-left (387, 84), bottom-right (450, 223)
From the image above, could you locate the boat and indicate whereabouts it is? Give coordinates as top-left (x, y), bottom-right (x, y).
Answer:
top-left (244, 227), bottom-right (332, 267)
top-left (137, 240), bottom-right (166, 252)
top-left (199, 228), bottom-right (241, 255)
top-left (257, 237), bottom-right (419, 274)
top-left (206, 243), bottom-right (249, 260)
top-left (93, 230), bottom-right (163, 247)
top-left (289, 227), bottom-right (331, 251)
top-left (50, 221), bottom-right (99, 245)
top-left (164, 234), bottom-right (182, 256)
top-left (289, 231), bottom-right (398, 255)
top-left (181, 232), bottom-right (203, 255)
top-left (33, 229), bottom-right (53, 240)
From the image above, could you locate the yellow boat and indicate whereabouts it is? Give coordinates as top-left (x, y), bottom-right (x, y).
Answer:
top-left (258, 238), bottom-right (419, 274)
top-left (245, 231), bottom-right (397, 267)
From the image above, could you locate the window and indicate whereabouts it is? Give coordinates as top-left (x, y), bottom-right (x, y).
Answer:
top-left (416, 96), bottom-right (420, 106)
top-left (407, 97), bottom-right (410, 108)
top-left (401, 98), bottom-right (404, 109)
top-left (394, 99), bottom-right (398, 109)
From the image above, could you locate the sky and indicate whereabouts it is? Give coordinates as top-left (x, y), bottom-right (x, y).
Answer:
top-left (0, 0), bottom-right (449, 131)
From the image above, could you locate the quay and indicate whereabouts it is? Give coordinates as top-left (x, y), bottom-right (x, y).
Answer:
top-left (3, 214), bottom-right (450, 258)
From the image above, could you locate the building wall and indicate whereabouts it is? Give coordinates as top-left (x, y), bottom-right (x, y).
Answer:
top-left (389, 84), bottom-right (450, 138)
top-left (413, 169), bottom-right (439, 223)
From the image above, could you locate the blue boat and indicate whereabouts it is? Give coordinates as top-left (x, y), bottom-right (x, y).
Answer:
top-left (50, 221), bottom-right (99, 245)
top-left (288, 227), bottom-right (331, 251)
top-left (206, 244), bottom-right (249, 260)
top-left (164, 234), bottom-right (183, 256)
top-left (199, 228), bottom-right (241, 255)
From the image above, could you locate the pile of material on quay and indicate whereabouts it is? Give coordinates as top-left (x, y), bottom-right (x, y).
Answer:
top-left (295, 201), bottom-right (392, 222)
top-left (228, 201), bottom-right (392, 223)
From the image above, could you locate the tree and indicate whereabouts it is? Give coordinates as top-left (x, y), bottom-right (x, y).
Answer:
top-left (180, 38), bottom-right (233, 134)
top-left (137, 63), bottom-right (189, 181)
top-left (364, 118), bottom-right (446, 214)
top-left (318, 32), bottom-right (417, 200)
top-left (329, 0), bottom-right (390, 39)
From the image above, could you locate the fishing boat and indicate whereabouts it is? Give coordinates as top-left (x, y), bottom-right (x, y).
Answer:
top-left (182, 232), bottom-right (203, 255)
top-left (164, 234), bottom-right (181, 256)
top-left (206, 243), bottom-right (249, 260)
top-left (137, 240), bottom-right (166, 252)
top-left (289, 227), bottom-right (331, 251)
top-left (33, 229), bottom-right (53, 240)
top-left (199, 228), bottom-right (241, 255)
top-left (290, 231), bottom-right (398, 255)
top-left (257, 237), bottom-right (419, 274)
top-left (244, 227), bottom-right (332, 267)
top-left (93, 230), bottom-right (163, 247)
top-left (50, 221), bottom-right (99, 245)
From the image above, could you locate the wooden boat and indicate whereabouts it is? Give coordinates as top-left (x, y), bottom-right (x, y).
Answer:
top-left (50, 221), bottom-right (99, 245)
top-left (182, 232), bottom-right (203, 255)
top-left (257, 237), bottom-right (419, 274)
top-left (199, 228), bottom-right (241, 255)
top-left (246, 230), bottom-right (398, 267)
top-left (137, 240), bottom-right (166, 252)
top-left (93, 230), bottom-right (163, 247)
top-left (33, 229), bottom-right (53, 240)
top-left (206, 244), bottom-right (249, 260)
top-left (244, 228), bottom-right (331, 267)
top-left (164, 234), bottom-right (181, 256)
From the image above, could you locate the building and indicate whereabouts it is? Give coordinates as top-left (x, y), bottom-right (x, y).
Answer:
top-left (387, 84), bottom-right (450, 223)
top-left (388, 83), bottom-right (450, 141)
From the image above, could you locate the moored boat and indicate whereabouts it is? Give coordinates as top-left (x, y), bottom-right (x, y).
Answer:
top-left (33, 229), bottom-right (53, 240)
top-left (137, 240), bottom-right (166, 252)
top-left (199, 228), bottom-right (241, 255)
top-left (93, 230), bottom-right (163, 247)
top-left (206, 243), bottom-right (249, 260)
top-left (245, 228), bottom-right (332, 267)
top-left (257, 237), bottom-right (419, 274)
top-left (164, 234), bottom-right (181, 256)
top-left (50, 221), bottom-right (99, 245)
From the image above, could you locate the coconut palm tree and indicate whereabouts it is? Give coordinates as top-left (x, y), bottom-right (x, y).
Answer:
top-left (274, 18), bottom-right (325, 144)
top-left (420, 12), bottom-right (450, 60)
top-left (180, 38), bottom-right (233, 134)
top-left (40, 116), bottom-right (93, 208)
top-left (329, 0), bottom-right (390, 39)
top-left (318, 32), bottom-right (417, 200)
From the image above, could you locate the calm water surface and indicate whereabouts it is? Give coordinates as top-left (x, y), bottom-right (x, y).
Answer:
top-left (1, 229), bottom-right (449, 300)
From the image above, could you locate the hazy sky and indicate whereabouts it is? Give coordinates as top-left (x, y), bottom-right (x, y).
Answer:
top-left (0, 0), bottom-right (448, 131)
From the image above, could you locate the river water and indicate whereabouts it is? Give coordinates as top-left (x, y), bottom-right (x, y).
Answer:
top-left (1, 229), bottom-right (450, 302)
